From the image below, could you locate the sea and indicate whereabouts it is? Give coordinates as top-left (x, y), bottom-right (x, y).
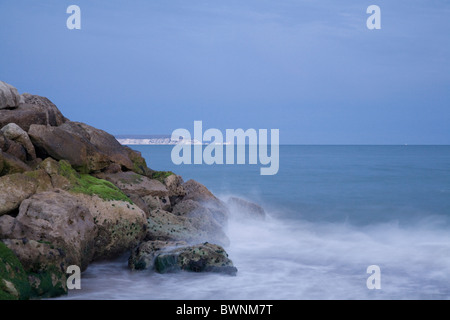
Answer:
top-left (62, 145), bottom-right (450, 300)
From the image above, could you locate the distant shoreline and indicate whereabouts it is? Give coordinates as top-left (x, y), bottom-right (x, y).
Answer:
top-left (115, 135), bottom-right (197, 145)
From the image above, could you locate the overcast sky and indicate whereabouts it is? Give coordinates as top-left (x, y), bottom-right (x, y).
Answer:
top-left (1, 0), bottom-right (449, 144)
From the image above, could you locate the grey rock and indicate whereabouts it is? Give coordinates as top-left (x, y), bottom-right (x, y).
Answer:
top-left (164, 174), bottom-right (186, 201)
top-left (0, 214), bottom-right (15, 238)
top-left (182, 180), bottom-right (230, 226)
top-left (28, 121), bottom-right (149, 174)
top-left (73, 194), bottom-right (147, 260)
top-left (1, 123), bottom-right (36, 160)
top-left (98, 171), bottom-right (171, 213)
top-left (0, 94), bottom-right (66, 131)
top-left (146, 208), bottom-right (229, 246)
top-left (129, 241), bottom-right (237, 275)
top-left (0, 173), bottom-right (38, 216)
top-left (154, 242), bottom-right (237, 275)
top-left (0, 81), bottom-right (21, 109)
top-left (8, 190), bottom-right (98, 271)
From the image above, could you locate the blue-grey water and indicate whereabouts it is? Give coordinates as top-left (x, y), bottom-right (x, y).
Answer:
top-left (63, 146), bottom-right (450, 300)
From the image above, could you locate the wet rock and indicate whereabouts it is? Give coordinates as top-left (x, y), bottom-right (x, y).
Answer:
top-left (154, 242), bottom-right (237, 275)
top-left (146, 208), bottom-right (229, 246)
top-left (128, 240), bottom-right (187, 270)
top-left (129, 241), bottom-right (236, 275)
top-left (182, 180), bottom-right (230, 226)
top-left (0, 242), bottom-right (31, 300)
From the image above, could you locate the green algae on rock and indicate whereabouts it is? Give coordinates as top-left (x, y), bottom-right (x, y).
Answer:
top-left (152, 171), bottom-right (174, 183)
top-left (57, 160), bottom-right (132, 203)
top-left (0, 242), bottom-right (31, 300)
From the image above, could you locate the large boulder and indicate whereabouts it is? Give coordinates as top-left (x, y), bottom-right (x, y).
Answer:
top-left (1, 123), bottom-right (36, 160)
top-left (73, 194), bottom-right (147, 260)
top-left (0, 93), bottom-right (66, 131)
top-left (0, 81), bottom-right (21, 110)
top-left (29, 123), bottom-right (105, 173)
top-left (129, 241), bottom-right (237, 275)
top-left (0, 173), bottom-right (39, 216)
top-left (154, 243), bottom-right (237, 275)
top-left (146, 208), bottom-right (229, 246)
top-left (60, 122), bottom-right (135, 170)
top-left (182, 180), bottom-right (230, 226)
top-left (29, 122), bottom-right (151, 174)
top-left (97, 171), bottom-right (171, 213)
top-left (6, 190), bottom-right (98, 271)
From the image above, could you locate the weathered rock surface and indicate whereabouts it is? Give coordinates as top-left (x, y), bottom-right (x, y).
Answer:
top-left (29, 123), bottom-right (105, 172)
top-left (28, 121), bottom-right (151, 174)
top-left (0, 240), bottom-right (66, 299)
top-left (97, 171), bottom-right (171, 213)
top-left (182, 180), bottom-right (230, 226)
top-left (0, 173), bottom-right (39, 216)
top-left (0, 242), bottom-right (31, 300)
top-left (164, 173), bottom-right (186, 201)
top-left (171, 199), bottom-right (229, 244)
top-left (74, 194), bottom-right (147, 260)
top-left (60, 122), bottom-right (135, 170)
top-left (0, 215), bottom-right (15, 239)
top-left (227, 197), bottom-right (266, 220)
top-left (6, 190), bottom-right (98, 271)
top-left (36, 158), bottom-right (72, 190)
top-left (123, 146), bottom-right (153, 177)
top-left (0, 81), bottom-right (21, 110)
top-left (0, 151), bottom-right (31, 175)
top-left (1, 123), bottom-right (36, 160)
top-left (128, 240), bottom-right (187, 270)
top-left (129, 241), bottom-right (237, 275)
top-left (2, 239), bottom-right (66, 273)
top-left (0, 93), bottom-right (66, 131)
top-left (146, 208), bottom-right (229, 246)
top-left (1, 135), bottom-right (27, 162)
top-left (154, 242), bottom-right (237, 275)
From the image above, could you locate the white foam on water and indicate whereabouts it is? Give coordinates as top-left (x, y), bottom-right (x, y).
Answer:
top-left (61, 200), bottom-right (450, 300)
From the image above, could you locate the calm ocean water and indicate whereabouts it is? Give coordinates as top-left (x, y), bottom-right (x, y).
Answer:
top-left (63, 145), bottom-right (450, 300)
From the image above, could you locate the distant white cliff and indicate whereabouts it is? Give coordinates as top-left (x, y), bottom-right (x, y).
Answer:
top-left (116, 135), bottom-right (202, 145)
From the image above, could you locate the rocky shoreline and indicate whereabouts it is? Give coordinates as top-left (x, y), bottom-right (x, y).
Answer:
top-left (0, 81), bottom-right (265, 300)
